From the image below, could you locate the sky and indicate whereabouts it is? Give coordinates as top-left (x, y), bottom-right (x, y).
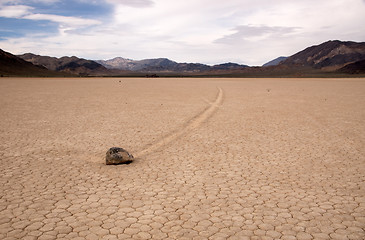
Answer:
top-left (0, 0), bottom-right (365, 66)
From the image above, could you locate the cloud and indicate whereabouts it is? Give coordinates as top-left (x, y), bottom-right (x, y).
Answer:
top-left (0, 0), bottom-right (20, 4)
top-left (0, 0), bottom-right (59, 5)
top-left (0, 5), bottom-right (32, 18)
top-left (28, 0), bottom-right (61, 3)
top-left (105, 0), bottom-right (154, 8)
top-left (215, 25), bottom-right (298, 44)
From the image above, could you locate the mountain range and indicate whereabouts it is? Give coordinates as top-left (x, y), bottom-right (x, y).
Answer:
top-left (96, 57), bottom-right (250, 73)
top-left (280, 40), bottom-right (365, 70)
top-left (18, 53), bottom-right (125, 76)
top-left (1, 40), bottom-right (364, 77)
top-left (0, 49), bottom-right (67, 77)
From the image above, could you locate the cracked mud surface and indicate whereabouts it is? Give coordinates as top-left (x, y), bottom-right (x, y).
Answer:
top-left (1, 78), bottom-right (365, 239)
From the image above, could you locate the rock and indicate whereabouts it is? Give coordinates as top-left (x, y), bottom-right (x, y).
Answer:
top-left (106, 147), bottom-right (134, 165)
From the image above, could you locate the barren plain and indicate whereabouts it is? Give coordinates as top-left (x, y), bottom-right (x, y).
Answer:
top-left (0, 77), bottom-right (364, 239)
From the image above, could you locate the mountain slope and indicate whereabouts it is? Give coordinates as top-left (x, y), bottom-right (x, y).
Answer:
top-left (263, 56), bottom-right (287, 67)
top-left (0, 49), bottom-right (66, 77)
top-left (280, 40), bottom-right (365, 70)
top-left (212, 62), bottom-right (248, 70)
top-left (336, 59), bottom-right (365, 74)
top-left (96, 57), bottom-right (138, 70)
top-left (19, 53), bottom-right (110, 76)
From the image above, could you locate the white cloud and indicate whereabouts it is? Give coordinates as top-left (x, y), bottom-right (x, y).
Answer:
top-left (105, 0), bottom-right (154, 8)
top-left (0, 5), bottom-right (32, 18)
top-left (215, 25), bottom-right (299, 44)
top-left (0, 0), bottom-right (59, 5)
top-left (28, 0), bottom-right (60, 3)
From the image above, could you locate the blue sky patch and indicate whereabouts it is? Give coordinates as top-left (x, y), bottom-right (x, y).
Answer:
top-left (31, 0), bottom-right (113, 19)
top-left (0, 17), bottom-right (59, 38)
top-left (0, 0), bottom-right (113, 39)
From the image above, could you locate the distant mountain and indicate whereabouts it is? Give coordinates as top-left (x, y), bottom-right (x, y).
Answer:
top-left (97, 57), bottom-right (247, 73)
top-left (0, 49), bottom-right (65, 77)
top-left (96, 57), bottom-right (136, 70)
top-left (212, 62), bottom-right (248, 70)
top-left (97, 57), bottom-right (209, 72)
top-left (263, 56), bottom-right (287, 67)
top-left (97, 40), bottom-right (365, 74)
top-left (145, 61), bottom-right (211, 73)
top-left (3, 40), bottom-right (364, 77)
top-left (199, 40), bottom-right (365, 77)
top-left (18, 53), bottom-right (111, 76)
top-left (280, 40), bottom-right (365, 70)
top-left (96, 57), bottom-right (177, 71)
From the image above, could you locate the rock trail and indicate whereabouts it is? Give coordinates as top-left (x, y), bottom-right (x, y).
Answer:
top-left (135, 87), bottom-right (223, 158)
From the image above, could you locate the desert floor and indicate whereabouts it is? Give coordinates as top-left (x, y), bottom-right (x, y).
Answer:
top-left (0, 77), bottom-right (364, 240)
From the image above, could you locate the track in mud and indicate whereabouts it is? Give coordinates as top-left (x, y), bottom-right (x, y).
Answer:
top-left (135, 87), bottom-right (224, 158)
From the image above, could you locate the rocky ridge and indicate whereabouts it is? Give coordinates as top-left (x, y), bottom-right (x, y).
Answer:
top-left (280, 40), bottom-right (365, 70)
top-left (18, 53), bottom-right (111, 76)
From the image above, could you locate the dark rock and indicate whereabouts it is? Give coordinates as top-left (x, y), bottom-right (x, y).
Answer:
top-left (145, 74), bottom-right (159, 78)
top-left (106, 147), bottom-right (134, 165)
top-left (336, 59), bottom-right (365, 74)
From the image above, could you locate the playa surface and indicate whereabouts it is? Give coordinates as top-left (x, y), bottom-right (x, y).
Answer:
top-left (0, 77), bottom-right (364, 240)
